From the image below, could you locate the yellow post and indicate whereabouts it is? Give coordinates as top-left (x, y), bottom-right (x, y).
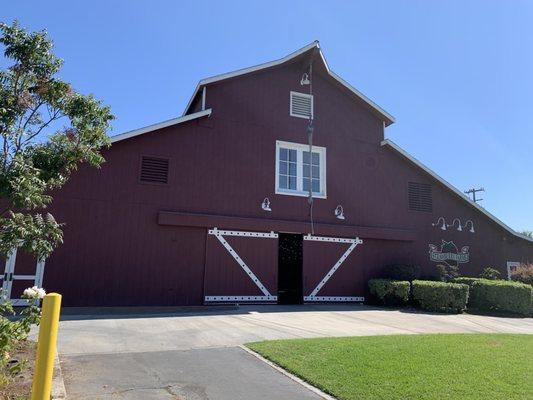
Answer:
top-left (31, 293), bottom-right (62, 400)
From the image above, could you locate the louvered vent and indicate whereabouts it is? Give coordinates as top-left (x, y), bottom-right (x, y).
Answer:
top-left (408, 182), bottom-right (433, 212)
top-left (290, 91), bottom-right (313, 119)
top-left (140, 156), bottom-right (169, 184)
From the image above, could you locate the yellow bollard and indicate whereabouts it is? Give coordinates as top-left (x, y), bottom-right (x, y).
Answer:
top-left (31, 293), bottom-right (62, 400)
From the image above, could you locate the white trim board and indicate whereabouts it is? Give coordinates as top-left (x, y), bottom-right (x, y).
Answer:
top-left (381, 139), bottom-right (533, 244)
top-left (109, 109), bottom-right (212, 144)
top-left (183, 41), bottom-right (394, 125)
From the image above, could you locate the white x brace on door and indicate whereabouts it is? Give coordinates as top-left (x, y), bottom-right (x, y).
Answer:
top-left (205, 228), bottom-right (278, 302)
top-left (1, 248), bottom-right (46, 306)
top-left (303, 234), bottom-right (363, 302)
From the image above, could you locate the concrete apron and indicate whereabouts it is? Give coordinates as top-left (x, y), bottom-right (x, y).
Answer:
top-left (57, 304), bottom-right (533, 399)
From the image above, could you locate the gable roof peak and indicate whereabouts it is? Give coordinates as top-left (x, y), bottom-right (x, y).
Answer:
top-left (183, 41), bottom-right (395, 126)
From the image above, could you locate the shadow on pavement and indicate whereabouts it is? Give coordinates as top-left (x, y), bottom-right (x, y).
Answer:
top-left (60, 303), bottom-right (393, 321)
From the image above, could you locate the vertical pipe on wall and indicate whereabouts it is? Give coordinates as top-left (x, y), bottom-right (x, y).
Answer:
top-left (201, 87), bottom-right (206, 111)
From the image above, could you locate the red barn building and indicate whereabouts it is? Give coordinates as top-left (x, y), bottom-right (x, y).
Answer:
top-left (2, 42), bottom-right (532, 306)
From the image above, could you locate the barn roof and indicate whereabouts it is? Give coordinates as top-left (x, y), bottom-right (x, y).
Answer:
top-left (381, 139), bottom-right (533, 244)
top-left (109, 109), bottom-right (212, 143)
top-left (183, 41), bottom-right (395, 126)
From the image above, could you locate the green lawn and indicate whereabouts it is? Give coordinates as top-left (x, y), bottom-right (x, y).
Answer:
top-left (247, 334), bottom-right (533, 400)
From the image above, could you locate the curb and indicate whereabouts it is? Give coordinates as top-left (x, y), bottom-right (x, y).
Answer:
top-left (239, 345), bottom-right (336, 400)
top-left (52, 351), bottom-right (67, 399)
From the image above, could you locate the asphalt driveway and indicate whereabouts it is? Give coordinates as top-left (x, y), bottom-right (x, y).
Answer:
top-left (57, 304), bottom-right (533, 399)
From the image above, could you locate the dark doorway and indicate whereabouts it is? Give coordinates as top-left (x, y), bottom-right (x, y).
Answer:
top-left (277, 233), bottom-right (303, 304)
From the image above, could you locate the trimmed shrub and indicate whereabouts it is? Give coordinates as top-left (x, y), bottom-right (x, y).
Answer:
top-left (469, 279), bottom-right (532, 316)
top-left (511, 263), bottom-right (533, 286)
top-left (368, 279), bottom-right (410, 306)
top-left (454, 277), bottom-right (481, 287)
top-left (382, 264), bottom-right (420, 281)
top-left (412, 280), bottom-right (469, 313)
top-left (455, 277), bottom-right (480, 285)
top-left (479, 267), bottom-right (501, 280)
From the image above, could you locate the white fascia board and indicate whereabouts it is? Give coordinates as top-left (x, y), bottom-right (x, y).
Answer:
top-left (381, 139), bottom-right (533, 243)
top-left (110, 109), bottom-right (212, 144)
top-left (182, 41), bottom-right (395, 125)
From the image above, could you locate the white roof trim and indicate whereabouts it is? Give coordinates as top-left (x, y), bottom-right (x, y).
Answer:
top-left (183, 41), bottom-right (395, 125)
top-left (110, 109), bottom-right (212, 143)
top-left (381, 139), bottom-right (533, 243)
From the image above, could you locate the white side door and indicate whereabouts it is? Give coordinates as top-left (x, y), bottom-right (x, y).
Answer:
top-left (1, 248), bottom-right (45, 306)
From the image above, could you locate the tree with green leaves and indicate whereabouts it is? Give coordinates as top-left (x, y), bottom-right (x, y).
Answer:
top-left (0, 21), bottom-right (113, 261)
top-left (520, 230), bottom-right (533, 238)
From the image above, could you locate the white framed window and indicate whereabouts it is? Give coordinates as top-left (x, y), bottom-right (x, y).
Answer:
top-left (290, 91), bottom-right (313, 119)
top-left (275, 140), bottom-right (326, 198)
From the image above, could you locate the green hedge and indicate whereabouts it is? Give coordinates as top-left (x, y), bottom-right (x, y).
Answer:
top-left (468, 279), bottom-right (532, 316)
top-left (412, 280), bottom-right (469, 313)
top-left (368, 279), bottom-right (410, 305)
top-left (454, 277), bottom-right (481, 287)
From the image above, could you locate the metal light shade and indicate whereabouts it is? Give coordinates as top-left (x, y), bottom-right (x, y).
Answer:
top-left (261, 197), bottom-right (271, 212)
top-left (334, 205), bottom-right (345, 220)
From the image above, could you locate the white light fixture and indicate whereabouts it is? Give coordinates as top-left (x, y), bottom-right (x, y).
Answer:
top-left (432, 217), bottom-right (447, 231)
top-left (261, 197), bottom-right (271, 212)
top-left (334, 205), bottom-right (345, 220)
top-left (447, 218), bottom-right (463, 231)
top-left (464, 220), bottom-right (475, 233)
top-left (300, 73), bottom-right (310, 85)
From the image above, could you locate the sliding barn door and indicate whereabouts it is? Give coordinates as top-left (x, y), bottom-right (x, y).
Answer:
top-left (204, 228), bottom-right (278, 303)
top-left (303, 234), bottom-right (364, 302)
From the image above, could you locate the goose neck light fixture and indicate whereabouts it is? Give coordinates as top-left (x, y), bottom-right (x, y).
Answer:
top-left (334, 205), bottom-right (345, 220)
top-left (261, 197), bottom-right (271, 212)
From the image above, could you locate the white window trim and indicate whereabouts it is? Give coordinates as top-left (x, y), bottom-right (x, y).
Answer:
top-left (275, 140), bottom-right (326, 199)
top-left (290, 91), bottom-right (314, 119)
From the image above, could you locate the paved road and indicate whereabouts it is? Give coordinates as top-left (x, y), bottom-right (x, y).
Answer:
top-left (58, 304), bottom-right (533, 399)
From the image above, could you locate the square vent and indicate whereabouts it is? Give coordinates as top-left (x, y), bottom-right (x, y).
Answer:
top-left (408, 182), bottom-right (432, 212)
top-left (290, 91), bottom-right (313, 119)
top-left (140, 156), bottom-right (169, 184)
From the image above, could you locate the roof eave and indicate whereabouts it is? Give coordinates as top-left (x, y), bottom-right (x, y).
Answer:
top-left (110, 109), bottom-right (212, 144)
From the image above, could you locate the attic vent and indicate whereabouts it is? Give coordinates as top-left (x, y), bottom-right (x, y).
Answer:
top-left (408, 182), bottom-right (433, 212)
top-left (140, 156), bottom-right (169, 184)
top-left (290, 91), bottom-right (313, 119)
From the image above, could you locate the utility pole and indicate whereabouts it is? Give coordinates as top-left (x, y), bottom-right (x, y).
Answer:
top-left (465, 187), bottom-right (485, 203)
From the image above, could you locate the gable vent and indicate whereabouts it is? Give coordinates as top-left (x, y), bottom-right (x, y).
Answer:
top-left (408, 182), bottom-right (433, 212)
top-left (140, 156), bottom-right (169, 184)
top-left (290, 91), bottom-right (313, 119)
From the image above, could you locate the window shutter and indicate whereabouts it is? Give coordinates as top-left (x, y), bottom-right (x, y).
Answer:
top-left (140, 156), bottom-right (169, 184)
top-left (408, 182), bottom-right (432, 212)
top-left (290, 92), bottom-right (313, 119)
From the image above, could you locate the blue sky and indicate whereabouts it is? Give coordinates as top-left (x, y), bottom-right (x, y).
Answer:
top-left (2, 1), bottom-right (532, 232)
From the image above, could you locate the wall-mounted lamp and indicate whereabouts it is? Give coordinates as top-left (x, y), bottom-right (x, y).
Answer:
top-left (447, 218), bottom-right (463, 232)
top-left (334, 205), bottom-right (345, 220)
top-left (432, 217), bottom-right (447, 231)
top-left (261, 197), bottom-right (271, 212)
top-left (464, 220), bottom-right (475, 233)
top-left (300, 73), bottom-right (310, 85)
